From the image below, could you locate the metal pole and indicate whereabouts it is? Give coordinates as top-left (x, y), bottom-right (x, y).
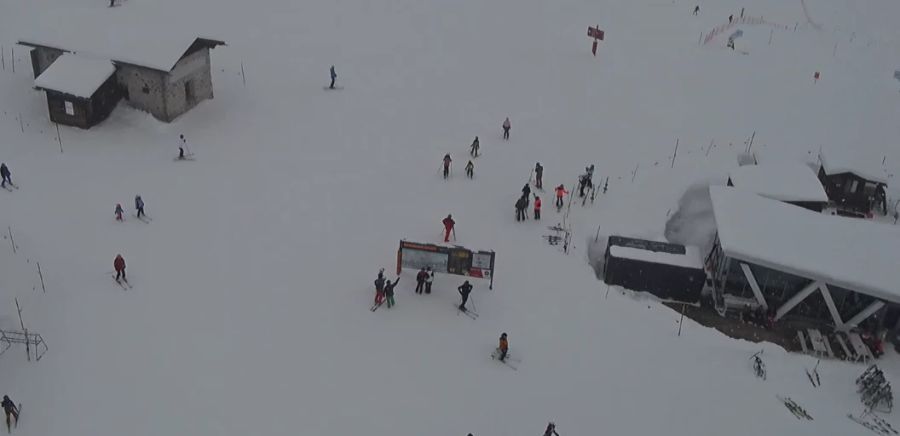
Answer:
top-left (15, 298), bottom-right (29, 361)
top-left (240, 62), bottom-right (246, 87)
top-left (8, 226), bottom-right (15, 254)
top-left (37, 262), bottom-right (46, 293)
top-left (671, 138), bottom-right (679, 168)
top-left (631, 163), bottom-right (639, 183)
top-left (678, 304), bottom-right (687, 336)
top-left (56, 123), bottom-right (63, 153)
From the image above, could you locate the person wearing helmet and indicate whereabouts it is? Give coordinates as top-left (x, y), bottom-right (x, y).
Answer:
top-left (544, 422), bottom-right (559, 436)
top-left (114, 254), bottom-right (127, 282)
top-left (442, 214), bottom-right (455, 242)
top-left (502, 117), bottom-right (511, 140)
top-left (115, 203), bottom-right (124, 221)
top-left (458, 280), bottom-right (473, 311)
top-left (465, 160), bottom-right (474, 179)
top-left (498, 333), bottom-right (509, 361)
top-left (135, 195), bottom-right (145, 218)
top-left (442, 154), bottom-right (453, 179)
top-left (1, 395), bottom-right (18, 433)
top-left (533, 195), bottom-right (542, 220)
top-left (555, 184), bottom-right (568, 210)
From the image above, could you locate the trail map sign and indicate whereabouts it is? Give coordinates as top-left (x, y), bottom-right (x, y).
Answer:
top-left (397, 240), bottom-right (496, 289)
top-left (587, 25), bottom-right (605, 56)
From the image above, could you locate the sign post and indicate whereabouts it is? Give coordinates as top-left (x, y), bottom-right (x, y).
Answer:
top-left (587, 25), bottom-right (605, 56)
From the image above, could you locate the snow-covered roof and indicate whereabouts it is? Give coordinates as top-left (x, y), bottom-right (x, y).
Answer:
top-left (18, 9), bottom-right (223, 72)
top-left (34, 54), bottom-right (115, 99)
top-left (819, 147), bottom-right (889, 184)
top-left (609, 245), bottom-right (703, 269)
top-left (728, 163), bottom-right (828, 203)
top-left (710, 186), bottom-right (900, 303)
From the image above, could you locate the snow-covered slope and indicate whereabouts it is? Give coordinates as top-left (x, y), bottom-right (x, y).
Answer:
top-left (1, 0), bottom-right (899, 435)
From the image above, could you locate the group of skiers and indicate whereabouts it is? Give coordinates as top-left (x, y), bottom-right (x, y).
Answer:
top-left (373, 269), bottom-right (399, 309)
top-left (515, 183), bottom-right (541, 222)
top-left (114, 195), bottom-right (146, 221)
top-left (442, 118), bottom-right (513, 180)
top-left (372, 267), bottom-right (474, 312)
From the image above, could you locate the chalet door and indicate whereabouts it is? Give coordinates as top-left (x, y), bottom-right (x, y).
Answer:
top-left (184, 80), bottom-right (195, 104)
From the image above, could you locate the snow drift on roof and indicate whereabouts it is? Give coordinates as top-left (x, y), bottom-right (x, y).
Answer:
top-left (34, 54), bottom-right (115, 99)
top-left (819, 146), bottom-right (889, 184)
top-left (728, 163), bottom-right (828, 203)
top-left (709, 186), bottom-right (900, 303)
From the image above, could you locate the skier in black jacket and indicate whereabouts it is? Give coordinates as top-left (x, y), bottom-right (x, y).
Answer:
top-left (515, 195), bottom-right (527, 222)
top-left (458, 280), bottom-right (473, 311)
top-left (2, 395), bottom-right (18, 433)
top-left (415, 268), bottom-right (427, 294)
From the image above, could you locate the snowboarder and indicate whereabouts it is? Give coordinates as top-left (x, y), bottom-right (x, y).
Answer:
top-left (497, 333), bottom-right (509, 361)
top-left (442, 214), bottom-right (455, 242)
top-left (0, 163), bottom-right (11, 189)
top-left (415, 267), bottom-right (428, 294)
top-left (515, 195), bottom-right (527, 222)
top-left (534, 196), bottom-right (542, 220)
top-left (424, 266), bottom-right (434, 294)
top-left (115, 203), bottom-right (124, 221)
top-left (2, 396), bottom-right (18, 433)
top-left (534, 162), bottom-right (543, 189)
top-left (384, 277), bottom-right (399, 308)
top-left (135, 195), bottom-right (145, 218)
top-left (502, 117), bottom-right (511, 140)
top-left (443, 154), bottom-right (452, 179)
top-left (693, 5), bottom-right (699, 15)
top-left (458, 280), bottom-right (473, 311)
top-left (544, 422), bottom-right (560, 436)
top-left (374, 269), bottom-right (386, 307)
top-left (555, 185), bottom-right (568, 210)
top-left (465, 160), bottom-right (474, 179)
top-left (329, 65), bottom-right (337, 89)
top-left (470, 136), bottom-right (480, 157)
top-left (114, 254), bottom-right (127, 282)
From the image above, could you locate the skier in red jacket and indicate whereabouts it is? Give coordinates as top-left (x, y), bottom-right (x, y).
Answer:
top-left (114, 254), bottom-right (127, 282)
top-left (534, 196), bottom-right (542, 220)
top-left (442, 214), bottom-right (455, 242)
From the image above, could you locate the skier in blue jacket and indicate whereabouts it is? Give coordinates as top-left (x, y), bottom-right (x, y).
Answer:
top-left (135, 195), bottom-right (145, 218)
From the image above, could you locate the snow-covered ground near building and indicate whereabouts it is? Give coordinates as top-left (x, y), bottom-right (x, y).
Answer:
top-left (1, 0), bottom-right (900, 434)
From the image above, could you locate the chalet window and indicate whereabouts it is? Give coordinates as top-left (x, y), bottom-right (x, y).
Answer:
top-left (64, 101), bottom-right (74, 116)
top-left (846, 180), bottom-right (859, 194)
top-left (142, 84), bottom-right (150, 94)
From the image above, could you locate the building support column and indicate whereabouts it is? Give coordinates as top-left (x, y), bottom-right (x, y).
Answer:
top-left (819, 283), bottom-right (845, 330)
top-left (775, 280), bottom-right (821, 321)
top-left (843, 300), bottom-right (886, 331)
top-left (740, 262), bottom-right (768, 310)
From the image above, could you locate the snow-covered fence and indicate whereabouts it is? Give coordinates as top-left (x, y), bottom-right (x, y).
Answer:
top-left (701, 16), bottom-right (791, 46)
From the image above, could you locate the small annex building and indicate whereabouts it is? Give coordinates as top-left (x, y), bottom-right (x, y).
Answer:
top-left (727, 163), bottom-right (828, 211)
top-left (817, 148), bottom-right (889, 215)
top-left (33, 54), bottom-right (119, 129)
top-left (19, 32), bottom-right (224, 128)
top-left (705, 186), bottom-right (900, 332)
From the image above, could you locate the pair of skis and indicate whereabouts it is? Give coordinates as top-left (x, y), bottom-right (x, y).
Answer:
top-left (113, 275), bottom-right (133, 290)
top-left (2, 182), bottom-right (19, 192)
top-left (776, 395), bottom-right (812, 420)
top-left (134, 214), bottom-right (151, 224)
top-left (491, 349), bottom-right (520, 370)
top-left (457, 303), bottom-right (478, 320)
top-left (848, 412), bottom-right (898, 435)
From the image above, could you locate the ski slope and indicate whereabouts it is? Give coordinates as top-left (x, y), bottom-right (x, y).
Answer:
top-left (1, 0), bottom-right (899, 434)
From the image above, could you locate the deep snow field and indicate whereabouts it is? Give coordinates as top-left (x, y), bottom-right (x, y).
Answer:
top-left (1, 0), bottom-right (900, 434)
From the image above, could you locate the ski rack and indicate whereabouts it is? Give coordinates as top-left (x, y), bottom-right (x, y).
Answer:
top-left (0, 329), bottom-right (48, 361)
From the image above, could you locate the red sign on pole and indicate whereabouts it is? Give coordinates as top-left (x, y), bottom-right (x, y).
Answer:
top-left (588, 26), bottom-right (605, 40)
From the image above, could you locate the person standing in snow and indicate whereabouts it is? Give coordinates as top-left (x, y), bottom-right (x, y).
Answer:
top-left (374, 269), bottom-right (386, 307)
top-left (115, 203), bottom-right (124, 221)
top-left (384, 277), bottom-right (399, 308)
top-left (470, 136), bottom-right (480, 157)
top-left (515, 195), bottom-right (527, 222)
top-left (534, 195), bottom-right (542, 220)
top-left (534, 162), bottom-right (544, 190)
top-left (329, 65), bottom-right (337, 89)
top-left (135, 195), bottom-right (145, 218)
top-left (0, 163), bottom-right (11, 189)
top-left (2, 395), bottom-right (18, 433)
top-left (693, 5), bottom-right (699, 15)
top-left (502, 117), bottom-right (511, 140)
top-left (443, 154), bottom-right (453, 179)
top-left (543, 422), bottom-right (560, 436)
top-left (442, 214), bottom-right (455, 242)
top-left (465, 160), bottom-right (474, 179)
top-left (415, 267), bottom-right (428, 294)
top-left (424, 266), bottom-right (434, 294)
top-left (177, 134), bottom-right (190, 160)
top-left (458, 280), bottom-right (473, 311)
top-left (728, 14), bottom-right (733, 23)
top-left (555, 184), bottom-right (568, 210)
top-left (114, 254), bottom-right (127, 283)
top-left (497, 333), bottom-right (509, 361)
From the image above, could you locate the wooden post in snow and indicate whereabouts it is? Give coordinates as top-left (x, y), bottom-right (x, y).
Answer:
top-left (671, 138), bottom-right (679, 168)
top-left (631, 163), bottom-right (639, 183)
top-left (8, 226), bottom-right (16, 254)
top-left (37, 262), bottom-right (46, 293)
top-left (240, 62), bottom-right (246, 87)
top-left (15, 298), bottom-right (29, 361)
